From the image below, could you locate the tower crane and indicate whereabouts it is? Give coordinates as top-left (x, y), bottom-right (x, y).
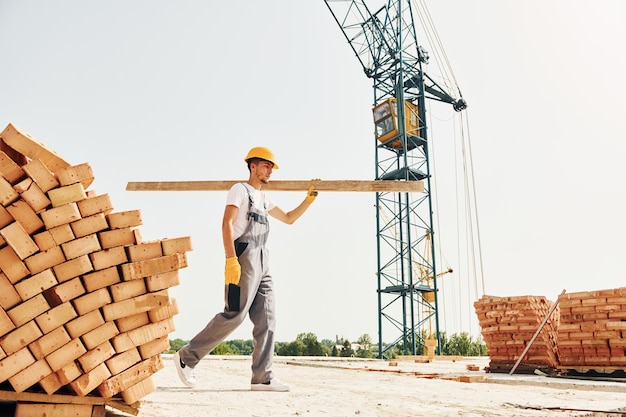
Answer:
top-left (323, 0), bottom-right (467, 358)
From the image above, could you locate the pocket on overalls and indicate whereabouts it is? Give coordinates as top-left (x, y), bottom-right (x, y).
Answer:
top-left (227, 283), bottom-right (241, 312)
top-left (235, 242), bottom-right (248, 257)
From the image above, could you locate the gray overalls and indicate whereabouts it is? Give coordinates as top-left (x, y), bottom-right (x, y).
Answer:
top-left (179, 183), bottom-right (276, 384)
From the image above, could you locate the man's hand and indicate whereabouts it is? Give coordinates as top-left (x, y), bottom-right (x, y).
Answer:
top-left (225, 257), bottom-right (241, 285)
top-left (305, 185), bottom-right (318, 203)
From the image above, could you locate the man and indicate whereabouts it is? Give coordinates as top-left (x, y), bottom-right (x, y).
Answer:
top-left (174, 146), bottom-right (317, 392)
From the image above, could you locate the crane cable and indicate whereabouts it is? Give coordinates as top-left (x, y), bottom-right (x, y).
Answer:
top-left (428, 103), bottom-right (485, 336)
top-left (412, 0), bottom-right (485, 296)
top-left (461, 109), bottom-right (487, 297)
top-left (412, 0), bottom-right (462, 98)
top-left (413, 0), bottom-right (486, 334)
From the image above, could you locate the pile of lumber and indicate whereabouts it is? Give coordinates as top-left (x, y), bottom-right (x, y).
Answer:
top-left (0, 123), bottom-right (191, 416)
top-left (474, 294), bottom-right (559, 373)
top-left (557, 288), bottom-right (626, 370)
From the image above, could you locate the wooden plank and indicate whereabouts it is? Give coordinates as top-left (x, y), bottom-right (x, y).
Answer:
top-left (15, 402), bottom-right (93, 417)
top-left (14, 269), bottom-right (58, 301)
top-left (0, 271), bottom-right (21, 309)
top-left (9, 358), bottom-right (53, 392)
top-left (7, 294), bottom-right (50, 327)
top-left (45, 338), bottom-right (87, 372)
top-left (145, 271), bottom-right (179, 292)
top-left (105, 347), bottom-right (141, 375)
top-left (97, 355), bottom-right (162, 398)
top-left (0, 347), bottom-right (35, 382)
top-left (0, 389), bottom-right (141, 416)
top-left (14, 178), bottom-right (51, 213)
top-left (106, 210), bottom-right (142, 229)
top-left (1, 321), bottom-right (43, 355)
top-left (126, 179), bottom-right (424, 193)
top-left (115, 312), bottom-right (149, 333)
top-left (160, 236), bottom-right (192, 255)
top-left (0, 123), bottom-right (71, 173)
top-left (0, 150), bottom-right (26, 184)
top-left (121, 375), bottom-right (156, 405)
top-left (0, 176), bottom-right (19, 206)
top-left (102, 290), bottom-right (170, 322)
top-left (120, 253), bottom-right (186, 281)
top-left (7, 200), bottom-right (45, 235)
top-left (24, 245), bottom-right (65, 276)
top-left (127, 241), bottom-right (163, 262)
top-left (35, 301), bottom-right (77, 334)
top-left (22, 158), bottom-right (60, 192)
top-left (76, 194), bottom-right (114, 217)
top-left (29, 326), bottom-right (72, 359)
top-left (48, 183), bottom-right (87, 208)
top-left (57, 162), bottom-right (95, 188)
top-left (98, 228), bottom-right (136, 249)
top-left (40, 202), bottom-right (82, 229)
top-left (0, 300), bottom-right (16, 337)
top-left (90, 246), bottom-right (128, 270)
top-left (1, 222), bottom-right (39, 260)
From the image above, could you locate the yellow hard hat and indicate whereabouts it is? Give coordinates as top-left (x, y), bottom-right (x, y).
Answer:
top-left (244, 146), bottom-right (279, 169)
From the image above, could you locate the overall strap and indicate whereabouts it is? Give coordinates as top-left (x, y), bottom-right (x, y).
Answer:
top-left (240, 183), bottom-right (268, 224)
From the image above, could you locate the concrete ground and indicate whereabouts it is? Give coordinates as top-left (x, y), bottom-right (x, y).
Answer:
top-left (131, 355), bottom-right (626, 417)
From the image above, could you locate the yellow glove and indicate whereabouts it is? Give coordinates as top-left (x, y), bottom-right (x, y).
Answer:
top-left (305, 185), bottom-right (318, 203)
top-left (224, 257), bottom-right (241, 285)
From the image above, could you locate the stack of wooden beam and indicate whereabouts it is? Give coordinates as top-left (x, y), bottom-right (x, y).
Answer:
top-left (557, 288), bottom-right (626, 369)
top-left (474, 294), bottom-right (559, 373)
top-left (0, 123), bottom-right (191, 416)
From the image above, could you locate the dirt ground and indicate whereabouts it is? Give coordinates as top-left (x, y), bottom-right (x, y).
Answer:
top-left (130, 355), bottom-right (626, 417)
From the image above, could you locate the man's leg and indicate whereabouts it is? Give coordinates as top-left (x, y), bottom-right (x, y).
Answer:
top-left (249, 273), bottom-right (276, 384)
top-left (179, 308), bottom-right (247, 367)
top-left (179, 248), bottom-right (262, 368)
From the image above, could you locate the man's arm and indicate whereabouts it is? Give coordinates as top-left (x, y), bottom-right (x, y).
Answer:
top-left (268, 186), bottom-right (317, 225)
top-left (222, 204), bottom-right (239, 258)
top-left (268, 201), bottom-right (312, 225)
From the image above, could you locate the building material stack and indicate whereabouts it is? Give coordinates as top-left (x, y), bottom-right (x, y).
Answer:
top-left (557, 288), bottom-right (626, 371)
top-left (474, 294), bottom-right (559, 373)
top-left (0, 123), bottom-right (191, 416)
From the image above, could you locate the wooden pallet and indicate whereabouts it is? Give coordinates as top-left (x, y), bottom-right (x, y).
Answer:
top-left (0, 125), bottom-right (191, 415)
top-left (0, 388), bottom-right (140, 416)
top-left (557, 366), bottom-right (626, 377)
top-left (486, 361), bottom-right (555, 375)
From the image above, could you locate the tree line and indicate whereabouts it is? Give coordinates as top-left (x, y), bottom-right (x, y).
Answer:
top-left (169, 332), bottom-right (487, 358)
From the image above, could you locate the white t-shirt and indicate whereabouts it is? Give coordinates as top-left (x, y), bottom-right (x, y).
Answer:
top-left (225, 183), bottom-right (276, 240)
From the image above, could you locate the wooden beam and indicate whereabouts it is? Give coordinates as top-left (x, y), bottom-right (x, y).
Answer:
top-left (0, 389), bottom-right (140, 415)
top-left (126, 180), bottom-right (424, 193)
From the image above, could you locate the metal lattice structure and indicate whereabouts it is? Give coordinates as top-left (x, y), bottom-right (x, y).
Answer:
top-left (324, 0), bottom-right (466, 358)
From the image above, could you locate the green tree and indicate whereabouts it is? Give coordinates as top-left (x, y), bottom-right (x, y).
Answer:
top-left (339, 339), bottom-right (354, 357)
top-left (169, 338), bottom-right (188, 353)
top-left (449, 332), bottom-right (471, 355)
top-left (212, 342), bottom-right (235, 355)
top-left (276, 333), bottom-right (329, 356)
top-left (441, 332), bottom-right (487, 356)
top-left (299, 333), bottom-right (326, 356)
top-left (229, 339), bottom-right (254, 355)
top-left (320, 339), bottom-right (335, 352)
top-left (276, 338), bottom-right (306, 356)
top-left (355, 334), bottom-right (374, 358)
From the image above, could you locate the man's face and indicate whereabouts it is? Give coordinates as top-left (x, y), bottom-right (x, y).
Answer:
top-left (252, 160), bottom-right (274, 184)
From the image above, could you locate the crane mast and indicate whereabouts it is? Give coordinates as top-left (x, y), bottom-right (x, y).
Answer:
top-left (324, 0), bottom-right (466, 358)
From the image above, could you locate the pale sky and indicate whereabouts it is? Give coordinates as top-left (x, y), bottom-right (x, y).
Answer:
top-left (1, 1), bottom-right (625, 344)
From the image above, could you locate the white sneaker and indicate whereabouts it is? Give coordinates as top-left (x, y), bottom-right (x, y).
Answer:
top-left (173, 351), bottom-right (196, 388)
top-left (251, 378), bottom-right (291, 392)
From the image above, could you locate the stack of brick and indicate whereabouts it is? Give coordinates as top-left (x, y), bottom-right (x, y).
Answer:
top-left (558, 288), bottom-right (626, 369)
top-left (474, 294), bottom-right (559, 372)
top-left (0, 123), bottom-right (191, 412)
